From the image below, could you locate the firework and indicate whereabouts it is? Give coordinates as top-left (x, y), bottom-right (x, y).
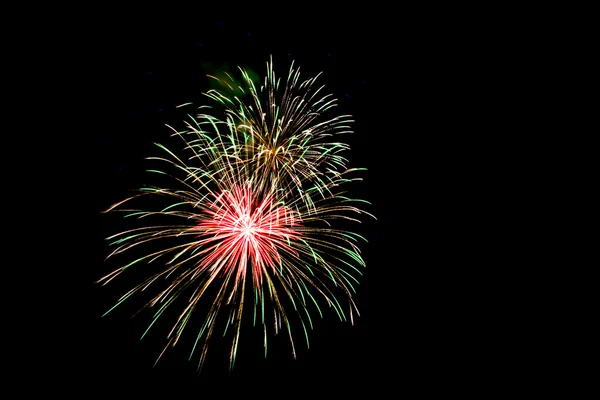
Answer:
top-left (99, 57), bottom-right (373, 371)
top-left (202, 56), bottom-right (356, 209)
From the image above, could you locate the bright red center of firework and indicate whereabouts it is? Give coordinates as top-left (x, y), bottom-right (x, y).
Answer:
top-left (195, 186), bottom-right (303, 281)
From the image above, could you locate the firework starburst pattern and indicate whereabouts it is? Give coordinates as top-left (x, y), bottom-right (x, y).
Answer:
top-left (99, 56), bottom-right (374, 371)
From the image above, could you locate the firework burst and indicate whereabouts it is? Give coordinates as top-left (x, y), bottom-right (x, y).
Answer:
top-left (201, 55), bottom-right (356, 209)
top-left (99, 57), bottom-right (373, 371)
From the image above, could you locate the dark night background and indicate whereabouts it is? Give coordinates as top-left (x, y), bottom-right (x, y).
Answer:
top-left (51, 9), bottom-right (532, 396)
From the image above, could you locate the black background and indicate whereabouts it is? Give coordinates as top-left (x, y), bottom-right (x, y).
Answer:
top-left (56, 9), bottom-right (523, 397)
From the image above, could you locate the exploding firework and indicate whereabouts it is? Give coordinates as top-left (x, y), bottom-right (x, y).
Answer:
top-left (99, 57), bottom-right (373, 371)
top-left (201, 56), bottom-right (356, 209)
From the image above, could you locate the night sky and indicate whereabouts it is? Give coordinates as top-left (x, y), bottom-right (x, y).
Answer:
top-left (73, 11), bottom-right (508, 396)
